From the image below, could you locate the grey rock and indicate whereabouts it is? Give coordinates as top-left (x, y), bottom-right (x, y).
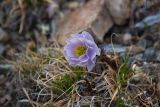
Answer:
top-left (154, 41), bottom-right (160, 50)
top-left (135, 53), bottom-right (143, 61)
top-left (0, 64), bottom-right (14, 74)
top-left (142, 63), bottom-right (160, 77)
top-left (0, 28), bottom-right (9, 43)
top-left (47, 1), bottom-right (59, 18)
top-left (156, 51), bottom-right (160, 62)
top-left (50, 19), bottom-right (57, 36)
top-left (99, 44), bottom-right (126, 53)
top-left (0, 44), bottom-right (5, 55)
top-left (135, 13), bottom-right (160, 29)
top-left (137, 39), bottom-right (147, 49)
top-left (142, 47), bottom-right (156, 61)
top-left (126, 45), bottom-right (144, 54)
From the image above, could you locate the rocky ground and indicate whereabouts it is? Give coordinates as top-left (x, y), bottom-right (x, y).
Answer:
top-left (0, 0), bottom-right (160, 107)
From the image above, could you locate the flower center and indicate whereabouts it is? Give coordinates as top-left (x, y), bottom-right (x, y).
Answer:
top-left (75, 45), bottom-right (87, 57)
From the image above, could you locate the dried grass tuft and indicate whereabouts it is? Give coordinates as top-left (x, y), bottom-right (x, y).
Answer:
top-left (15, 45), bottom-right (160, 107)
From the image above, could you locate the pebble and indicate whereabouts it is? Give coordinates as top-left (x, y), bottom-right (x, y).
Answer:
top-left (154, 41), bottom-right (160, 50)
top-left (0, 28), bottom-right (9, 43)
top-left (156, 51), bottom-right (160, 62)
top-left (135, 13), bottom-right (160, 29)
top-left (99, 44), bottom-right (126, 53)
top-left (50, 18), bottom-right (57, 36)
top-left (0, 64), bottom-right (14, 74)
top-left (123, 33), bottom-right (132, 45)
top-left (68, 1), bottom-right (80, 9)
top-left (137, 39), bottom-right (147, 49)
top-left (127, 45), bottom-right (145, 55)
top-left (142, 47), bottom-right (156, 61)
top-left (135, 53), bottom-right (143, 61)
top-left (47, 1), bottom-right (59, 18)
top-left (0, 75), bottom-right (6, 85)
top-left (0, 44), bottom-right (5, 55)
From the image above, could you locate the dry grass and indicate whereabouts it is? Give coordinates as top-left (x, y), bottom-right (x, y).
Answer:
top-left (15, 43), bottom-right (160, 107)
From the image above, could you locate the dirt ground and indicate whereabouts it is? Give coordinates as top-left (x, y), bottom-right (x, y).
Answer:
top-left (0, 0), bottom-right (160, 107)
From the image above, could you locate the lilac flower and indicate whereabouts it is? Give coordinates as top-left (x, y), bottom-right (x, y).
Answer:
top-left (64, 31), bottom-right (100, 71)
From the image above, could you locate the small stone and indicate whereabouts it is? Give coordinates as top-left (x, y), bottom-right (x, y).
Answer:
top-left (142, 63), bottom-right (160, 77)
top-left (105, 0), bottom-right (131, 25)
top-left (106, 33), bottom-right (133, 45)
top-left (127, 45), bottom-right (144, 54)
top-left (26, 41), bottom-right (36, 52)
top-left (135, 13), bottom-right (160, 29)
top-left (157, 82), bottom-right (160, 98)
top-left (154, 41), bottom-right (160, 50)
top-left (140, 34), bottom-right (154, 48)
top-left (135, 53), bottom-right (143, 61)
top-left (156, 51), bottom-right (160, 62)
top-left (50, 19), bottom-right (57, 35)
top-left (99, 44), bottom-right (126, 53)
top-left (68, 1), bottom-right (80, 9)
top-left (56, 0), bottom-right (113, 45)
top-left (0, 64), bottom-right (14, 74)
top-left (142, 47), bottom-right (156, 61)
top-left (137, 39), bottom-right (147, 49)
top-left (0, 28), bottom-right (9, 43)
top-left (0, 94), bottom-right (11, 104)
top-left (0, 75), bottom-right (6, 85)
top-left (0, 44), bottom-right (5, 55)
top-left (47, 1), bottom-right (59, 18)
top-left (5, 47), bottom-right (17, 58)
top-left (123, 33), bottom-right (132, 45)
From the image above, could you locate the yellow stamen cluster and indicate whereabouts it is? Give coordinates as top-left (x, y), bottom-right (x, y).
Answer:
top-left (75, 45), bottom-right (87, 57)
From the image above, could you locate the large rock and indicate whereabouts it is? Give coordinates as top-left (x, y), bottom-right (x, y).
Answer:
top-left (56, 0), bottom-right (113, 45)
top-left (105, 0), bottom-right (131, 25)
